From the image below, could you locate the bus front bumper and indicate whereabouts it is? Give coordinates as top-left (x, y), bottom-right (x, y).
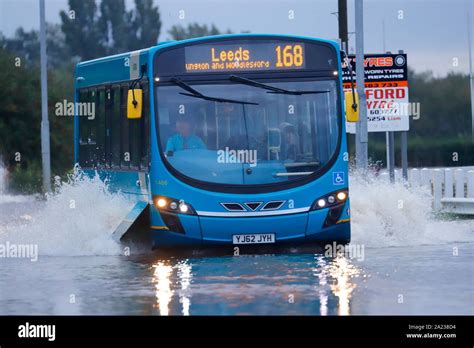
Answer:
top-left (150, 204), bottom-right (351, 249)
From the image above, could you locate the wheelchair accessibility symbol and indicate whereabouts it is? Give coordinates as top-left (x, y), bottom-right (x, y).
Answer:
top-left (333, 172), bottom-right (345, 185)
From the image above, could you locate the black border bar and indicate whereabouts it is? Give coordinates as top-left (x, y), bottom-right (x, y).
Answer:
top-left (0, 315), bottom-right (472, 346)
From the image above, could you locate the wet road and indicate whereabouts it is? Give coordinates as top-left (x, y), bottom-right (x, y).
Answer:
top-left (0, 243), bottom-right (472, 315)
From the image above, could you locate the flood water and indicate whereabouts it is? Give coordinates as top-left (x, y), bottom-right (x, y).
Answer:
top-left (0, 171), bottom-right (473, 315)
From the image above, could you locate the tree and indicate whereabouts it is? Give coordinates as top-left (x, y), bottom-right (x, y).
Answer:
top-left (407, 69), bottom-right (470, 138)
top-left (0, 28), bottom-right (38, 64)
top-left (0, 48), bottom-right (74, 192)
top-left (60, 0), bottom-right (105, 60)
top-left (98, 0), bottom-right (132, 54)
top-left (129, 0), bottom-right (161, 50)
top-left (61, 0), bottom-right (161, 60)
top-left (0, 24), bottom-right (67, 68)
top-left (168, 23), bottom-right (232, 41)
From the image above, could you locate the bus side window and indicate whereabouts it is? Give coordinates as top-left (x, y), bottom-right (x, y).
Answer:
top-left (111, 86), bottom-right (121, 168)
top-left (87, 89), bottom-right (98, 166)
top-left (95, 88), bottom-right (106, 167)
top-left (140, 83), bottom-right (149, 169)
top-left (78, 89), bottom-right (90, 167)
top-left (121, 85), bottom-right (131, 169)
top-left (104, 87), bottom-right (112, 168)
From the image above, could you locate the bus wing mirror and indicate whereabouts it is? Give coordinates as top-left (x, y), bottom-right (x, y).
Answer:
top-left (345, 91), bottom-right (359, 123)
top-left (127, 89), bottom-right (143, 119)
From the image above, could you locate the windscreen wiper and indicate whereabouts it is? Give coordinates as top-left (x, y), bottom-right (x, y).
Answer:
top-left (170, 77), bottom-right (258, 105)
top-left (229, 75), bottom-right (330, 96)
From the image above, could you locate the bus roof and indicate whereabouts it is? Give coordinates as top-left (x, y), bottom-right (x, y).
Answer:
top-left (75, 34), bottom-right (339, 88)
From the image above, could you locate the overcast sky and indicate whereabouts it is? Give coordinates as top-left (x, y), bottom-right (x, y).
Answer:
top-left (0, 0), bottom-right (472, 77)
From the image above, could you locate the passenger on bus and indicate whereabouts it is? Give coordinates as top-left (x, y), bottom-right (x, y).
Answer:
top-left (165, 115), bottom-right (206, 154)
top-left (217, 104), bottom-right (263, 156)
top-left (280, 122), bottom-right (298, 161)
top-left (219, 104), bottom-right (246, 149)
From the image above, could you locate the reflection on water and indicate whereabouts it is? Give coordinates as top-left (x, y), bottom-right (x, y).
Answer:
top-left (327, 256), bottom-right (360, 315)
top-left (314, 255), bottom-right (329, 316)
top-left (152, 260), bottom-right (193, 315)
top-left (152, 262), bottom-right (173, 315)
top-left (150, 253), bottom-right (362, 315)
top-left (177, 260), bottom-right (192, 316)
top-left (0, 244), bottom-right (471, 315)
top-left (314, 254), bottom-right (360, 316)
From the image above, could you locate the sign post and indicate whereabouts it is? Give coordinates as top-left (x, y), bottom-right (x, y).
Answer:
top-left (354, 0), bottom-right (368, 171)
top-left (398, 49), bottom-right (408, 182)
top-left (387, 132), bottom-right (395, 182)
top-left (401, 131), bottom-right (408, 180)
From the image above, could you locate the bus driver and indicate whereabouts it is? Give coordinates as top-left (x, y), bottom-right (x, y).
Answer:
top-left (165, 115), bottom-right (206, 155)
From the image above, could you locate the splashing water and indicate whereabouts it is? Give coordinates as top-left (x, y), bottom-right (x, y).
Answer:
top-left (0, 166), bottom-right (472, 257)
top-left (0, 165), bottom-right (31, 204)
top-left (0, 170), bottom-right (133, 256)
top-left (0, 164), bottom-right (5, 194)
top-left (349, 169), bottom-right (474, 247)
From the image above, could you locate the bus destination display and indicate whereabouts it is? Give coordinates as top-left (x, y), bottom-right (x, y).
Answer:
top-left (184, 42), bottom-right (306, 73)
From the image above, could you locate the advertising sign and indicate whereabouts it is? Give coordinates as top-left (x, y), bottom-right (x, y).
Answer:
top-left (343, 53), bottom-right (410, 133)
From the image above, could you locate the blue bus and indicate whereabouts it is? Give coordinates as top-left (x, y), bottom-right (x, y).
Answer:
top-left (74, 34), bottom-right (358, 249)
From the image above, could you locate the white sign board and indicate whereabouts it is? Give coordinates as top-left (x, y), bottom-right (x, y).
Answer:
top-left (343, 54), bottom-right (410, 133)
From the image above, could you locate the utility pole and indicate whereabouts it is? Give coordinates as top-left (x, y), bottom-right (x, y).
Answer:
top-left (338, 0), bottom-right (349, 52)
top-left (355, 0), bottom-right (368, 170)
top-left (40, 0), bottom-right (51, 193)
top-left (337, 0), bottom-right (351, 158)
top-left (384, 50), bottom-right (395, 183)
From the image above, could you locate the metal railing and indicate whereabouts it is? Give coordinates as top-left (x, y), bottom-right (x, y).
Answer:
top-left (406, 167), bottom-right (474, 215)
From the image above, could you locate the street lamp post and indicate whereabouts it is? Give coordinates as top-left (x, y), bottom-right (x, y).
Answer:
top-left (39, 0), bottom-right (51, 193)
top-left (468, 10), bottom-right (474, 139)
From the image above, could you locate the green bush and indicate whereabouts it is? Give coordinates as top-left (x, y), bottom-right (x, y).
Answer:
top-left (367, 136), bottom-right (474, 167)
top-left (0, 49), bottom-right (74, 193)
top-left (8, 162), bottom-right (42, 194)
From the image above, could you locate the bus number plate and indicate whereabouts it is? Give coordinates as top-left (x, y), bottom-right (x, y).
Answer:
top-left (232, 234), bottom-right (275, 244)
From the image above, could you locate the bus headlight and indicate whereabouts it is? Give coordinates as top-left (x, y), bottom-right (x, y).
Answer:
top-left (311, 189), bottom-right (348, 211)
top-left (179, 203), bottom-right (189, 213)
top-left (337, 191), bottom-right (347, 201)
top-left (153, 195), bottom-right (196, 215)
top-left (157, 198), bottom-right (167, 208)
